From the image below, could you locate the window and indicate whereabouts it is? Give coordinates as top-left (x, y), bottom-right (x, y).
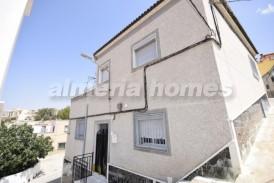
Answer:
top-left (134, 110), bottom-right (169, 152)
top-left (64, 125), bottom-right (69, 133)
top-left (58, 142), bottom-right (66, 150)
top-left (99, 64), bottom-right (109, 84)
top-left (249, 57), bottom-right (259, 80)
top-left (41, 126), bottom-right (46, 133)
top-left (266, 84), bottom-right (270, 90)
top-left (271, 55), bottom-right (274, 60)
top-left (75, 119), bottom-right (86, 140)
top-left (132, 32), bottom-right (160, 68)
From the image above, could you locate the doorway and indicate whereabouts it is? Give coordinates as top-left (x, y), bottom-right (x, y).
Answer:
top-left (95, 123), bottom-right (109, 176)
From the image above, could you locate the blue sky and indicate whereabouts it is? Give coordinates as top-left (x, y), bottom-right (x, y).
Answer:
top-left (2, 0), bottom-right (274, 110)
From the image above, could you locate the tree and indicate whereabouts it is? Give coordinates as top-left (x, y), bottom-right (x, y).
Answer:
top-left (34, 108), bottom-right (57, 121)
top-left (57, 107), bottom-right (70, 120)
top-left (0, 123), bottom-right (53, 177)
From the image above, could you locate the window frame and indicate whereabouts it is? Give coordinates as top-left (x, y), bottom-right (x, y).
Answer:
top-left (133, 109), bottom-right (170, 154)
top-left (98, 61), bottom-right (110, 84)
top-left (58, 142), bottom-right (66, 150)
top-left (131, 31), bottom-right (161, 70)
top-left (75, 119), bottom-right (86, 140)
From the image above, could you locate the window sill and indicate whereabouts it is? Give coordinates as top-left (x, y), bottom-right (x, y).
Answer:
top-left (134, 145), bottom-right (170, 156)
top-left (131, 58), bottom-right (160, 73)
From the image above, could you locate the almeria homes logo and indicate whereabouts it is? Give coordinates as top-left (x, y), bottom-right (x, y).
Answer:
top-left (49, 79), bottom-right (233, 99)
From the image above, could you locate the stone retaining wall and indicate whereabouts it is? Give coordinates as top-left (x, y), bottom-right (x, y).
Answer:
top-left (233, 100), bottom-right (264, 161)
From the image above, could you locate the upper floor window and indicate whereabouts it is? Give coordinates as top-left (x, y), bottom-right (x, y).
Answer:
top-left (249, 56), bottom-right (259, 80)
top-left (132, 32), bottom-right (160, 68)
top-left (134, 109), bottom-right (169, 153)
top-left (75, 119), bottom-right (86, 140)
top-left (98, 63), bottom-right (110, 84)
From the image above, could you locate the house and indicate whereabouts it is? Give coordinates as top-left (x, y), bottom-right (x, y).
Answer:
top-left (0, 108), bottom-right (23, 122)
top-left (0, 108), bottom-right (36, 123)
top-left (258, 53), bottom-right (274, 97)
top-left (28, 120), bottom-right (69, 151)
top-left (63, 0), bottom-right (268, 182)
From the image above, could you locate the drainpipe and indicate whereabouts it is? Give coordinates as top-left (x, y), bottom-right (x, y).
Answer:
top-left (82, 103), bottom-right (89, 154)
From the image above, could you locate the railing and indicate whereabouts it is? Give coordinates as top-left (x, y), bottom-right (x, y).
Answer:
top-left (72, 153), bottom-right (94, 183)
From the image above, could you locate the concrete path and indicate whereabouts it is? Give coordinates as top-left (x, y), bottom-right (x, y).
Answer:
top-left (236, 105), bottom-right (274, 183)
top-left (32, 151), bottom-right (64, 183)
top-left (86, 173), bottom-right (107, 183)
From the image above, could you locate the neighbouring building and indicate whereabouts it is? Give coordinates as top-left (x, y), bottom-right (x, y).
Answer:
top-left (0, 108), bottom-right (23, 122)
top-left (0, 108), bottom-right (36, 123)
top-left (29, 120), bottom-right (69, 151)
top-left (258, 53), bottom-right (274, 97)
top-left (63, 0), bottom-right (268, 182)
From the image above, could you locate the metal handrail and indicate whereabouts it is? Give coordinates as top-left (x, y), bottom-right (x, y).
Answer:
top-left (72, 152), bottom-right (94, 183)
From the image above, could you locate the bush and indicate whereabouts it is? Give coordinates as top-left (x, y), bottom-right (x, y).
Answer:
top-left (0, 123), bottom-right (53, 178)
top-left (57, 107), bottom-right (70, 120)
top-left (34, 108), bottom-right (57, 121)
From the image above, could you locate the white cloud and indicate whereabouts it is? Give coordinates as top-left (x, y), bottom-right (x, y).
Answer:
top-left (257, 4), bottom-right (274, 15)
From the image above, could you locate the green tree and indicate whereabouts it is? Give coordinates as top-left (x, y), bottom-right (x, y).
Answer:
top-left (57, 107), bottom-right (70, 120)
top-left (0, 123), bottom-right (53, 177)
top-left (34, 108), bottom-right (57, 121)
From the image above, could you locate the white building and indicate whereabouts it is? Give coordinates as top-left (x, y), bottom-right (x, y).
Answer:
top-left (0, 0), bottom-right (33, 97)
top-left (29, 120), bottom-right (69, 151)
top-left (63, 0), bottom-right (268, 183)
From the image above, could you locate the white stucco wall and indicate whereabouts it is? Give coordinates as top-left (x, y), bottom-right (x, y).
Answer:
top-left (0, 0), bottom-right (31, 96)
top-left (67, 1), bottom-right (234, 181)
top-left (202, 2), bottom-right (266, 120)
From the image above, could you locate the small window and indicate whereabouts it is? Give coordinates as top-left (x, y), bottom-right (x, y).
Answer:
top-left (266, 84), bottom-right (270, 89)
top-left (64, 125), bottom-right (69, 133)
top-left (132, 32), bottom-right (159, 68)
top-left (271, 55), bottom-right (274, 60)
top-left (98, 62), bottom-right (110, 84)
top-left (134, 110), bottom-right (169, 152)
top-left (271, 76), bottom-right (274, 83)
top-left (41, 126), bottom-right (46, 133)
top-left (100, 66), bottom-right (109, 83)
top-left (75, 119), bottom-right (86, 140)
top-left (58, 143), bottom-right (66, 150)
top-left (249, 57), bottom-right (259, 80)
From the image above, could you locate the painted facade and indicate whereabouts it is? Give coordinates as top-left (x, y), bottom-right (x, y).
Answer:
top-left (64, 1), bottom-right (267, 182)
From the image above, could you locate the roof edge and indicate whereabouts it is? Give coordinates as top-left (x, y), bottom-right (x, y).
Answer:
top-left (93, 0), bottom-right (258, 58)
top-left (219, 1), bottom-right (258, 54)
top-left (93, 0), bottom-right (165, 58)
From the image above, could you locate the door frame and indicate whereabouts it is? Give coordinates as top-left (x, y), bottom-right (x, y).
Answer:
top-left (93, 120), bottom-right (111, 175)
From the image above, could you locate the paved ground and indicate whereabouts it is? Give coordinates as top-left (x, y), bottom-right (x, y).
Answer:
top-left (74, 173), bottom-right (107, 183)
top-left (236, 103), bottom-right (274, 183)
top-left (32, 151), bottom-right (64, 183)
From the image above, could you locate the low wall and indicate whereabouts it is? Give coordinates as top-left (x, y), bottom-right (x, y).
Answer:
top-left (0, 162), bottom-right (40, 183)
